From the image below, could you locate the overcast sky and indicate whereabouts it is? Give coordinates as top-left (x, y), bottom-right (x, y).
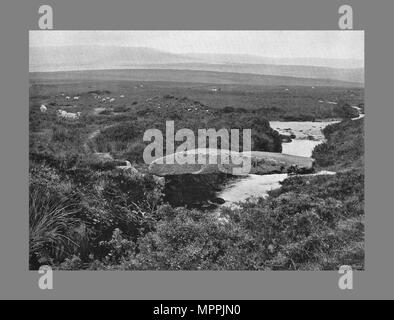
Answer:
top-left (30, 30), bottom-right (364, 61)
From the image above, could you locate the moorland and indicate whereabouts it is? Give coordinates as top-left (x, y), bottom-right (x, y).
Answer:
top-left (29, 69), bottom-right (364, 270)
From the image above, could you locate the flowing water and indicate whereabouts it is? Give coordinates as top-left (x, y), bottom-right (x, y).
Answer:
top-left (270, 120), bottom-right (338, 157)
top-left (216, 119), bottom-right (341, 207)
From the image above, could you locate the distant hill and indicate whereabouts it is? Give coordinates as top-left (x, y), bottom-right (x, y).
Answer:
top-left (30, 68), bottom-right (363, 88)
top-left (29, 46), bottom-right (364, 84)
top-left (184, 53), bottom-right (364, 69)
top-left (29, 46), bottom-right (200, 71)
top-left (129, 63), bottom-right (363, 84)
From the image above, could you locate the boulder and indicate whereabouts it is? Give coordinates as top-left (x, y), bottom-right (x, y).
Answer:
top-left (243, 151), bottom-right (315, 174)
top-left (210, 197), bottom-right (226, 205)
top-left (115, 160), bottom-right (138, 174)
top-left (307, 135), bottom-right (317, 141)
top-left (149, 148), bottom-right (250, 176)
top-left (148, 148), bottom-right (314, 176)
top-left (90, 152), bottom-right (114, 162)
top-left (280, 134), bottom-right (293, 143)
top-left (88, 153), bottom-right (139, 173)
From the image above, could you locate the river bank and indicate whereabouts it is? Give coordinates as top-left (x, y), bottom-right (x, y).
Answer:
top-left (216, 119), bottom-right (340, 207)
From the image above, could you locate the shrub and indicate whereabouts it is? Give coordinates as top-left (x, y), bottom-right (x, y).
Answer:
top-left (312, 119), bottom-right (364, 170)
top-left (135, 207), bottom-right (248, 270)
top-left (98, 228), bottom-right (136, 265)
top-left (113, 106), bottom-right (130, 113)
top-left (223, 106), bottom-right (235, 113)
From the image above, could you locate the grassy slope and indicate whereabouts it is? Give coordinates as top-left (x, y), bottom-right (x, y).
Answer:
top-left (30, 69), bottom-right (363, 88)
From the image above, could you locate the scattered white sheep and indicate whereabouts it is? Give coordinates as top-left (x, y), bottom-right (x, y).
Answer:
top-left (57, 109), bottom-right (81, 121)
top-left (65, 96), bottom-right (70, 101)
top-left (120, 95), bottom-right (125, 98)
top-left (73, 96), bottom-right (80, 101)
top-left (109, 98), bottom-right (116, 103)
top-left (65, 113), bottom-right (78, 120)
top-left (40, 105), bottom-right (47, 113)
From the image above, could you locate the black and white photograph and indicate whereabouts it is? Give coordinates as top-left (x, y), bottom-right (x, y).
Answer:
top-left (29, 30), bottom-right (364, 271)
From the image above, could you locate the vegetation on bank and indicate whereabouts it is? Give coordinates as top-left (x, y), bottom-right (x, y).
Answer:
top-left (29, 82), bottom-right (364, 270)
top-left (93, 97), bottom-right (282, 162)
top-left (312, 118), bottom-right (364, 171)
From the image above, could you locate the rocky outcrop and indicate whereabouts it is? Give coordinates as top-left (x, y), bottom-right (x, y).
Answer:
top-left (280, 133), bottom-right (294, 143)
top-left (87, 153), bottom-right (138, 173)
top-left (90, 152), bottom-right (114, 162)
top-left (149, 148), bottom-right (315, 176)
top-left (149, 149), bottom-right (249, 176)
top-left (244, 151), bottom-right (315, 174)
top-left (115, 160), bottom-right (138, 173)
top-left (151, 149), bottom-right (315, 207)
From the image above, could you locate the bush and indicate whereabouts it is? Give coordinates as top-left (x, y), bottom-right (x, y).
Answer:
top-left (99, 109), bottom-right (113, 115)
top-left (113, 106), bottom-right (130, 113)
top-left (29, 152), bottom-right (165, 269)
top-left (98, 228), bottom-right (136, 265)
top-left (282, 113), bottom-right (315, 121)
top-left (312, 119), bottom-right (364, 170)
top-left (132, 207), bottom-right (248, 270)
top-left (223, 106), bottom-right (235, 113)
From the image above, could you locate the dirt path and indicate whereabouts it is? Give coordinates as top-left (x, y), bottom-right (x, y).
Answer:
top-left (83, 129), bottom-right (101, 153)
top-left (83, 123), bottom-right (117, 154)
top-left (83, 107), bottom-right (118, 153)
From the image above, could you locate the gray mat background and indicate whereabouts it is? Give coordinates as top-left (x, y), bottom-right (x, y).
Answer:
top-left (0, 0), bottom-right (392, 299)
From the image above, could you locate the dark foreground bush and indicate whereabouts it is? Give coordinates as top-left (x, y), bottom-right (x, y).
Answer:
top-left (29, 158), bottom-right (164, 269)
top-left (81, 168), bottom-right (364, 271)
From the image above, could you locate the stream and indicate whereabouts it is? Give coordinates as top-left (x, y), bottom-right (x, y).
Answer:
top-left (217, 106), bottom-right (363, 207)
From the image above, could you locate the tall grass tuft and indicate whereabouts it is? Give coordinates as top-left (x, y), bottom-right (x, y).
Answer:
top-left (29, 186), bottom-right (79, 267)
